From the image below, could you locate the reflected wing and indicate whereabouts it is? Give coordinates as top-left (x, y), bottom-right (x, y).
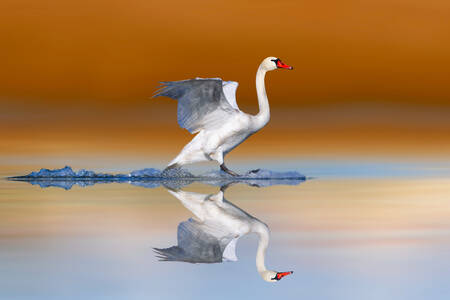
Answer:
top-left (153, 78), bottom-right (238, 134)
top-left (154, 219), bottom-right (223, 263)
top-left (222, 236), bottom-right (239, 262)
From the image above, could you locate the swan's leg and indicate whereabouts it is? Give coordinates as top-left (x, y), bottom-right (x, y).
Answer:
top-left (164, 131), bottom-right (207, 172)
top-left (220, 181), bottom-right (237, 192)
top-left (210, 150), bottom-right (240, 177)
top-left (220, 163), bottom-right (239, 177)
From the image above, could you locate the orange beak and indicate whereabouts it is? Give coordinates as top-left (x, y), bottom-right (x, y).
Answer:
top-left (276, 60), bottom-right (293, 70)
top-left (275, 271), bottom-right (294, 280)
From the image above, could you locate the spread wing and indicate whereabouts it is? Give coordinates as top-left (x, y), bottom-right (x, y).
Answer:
top-left (153, 78), bottom-right (239, 134)
top-left (221, 81), bottom-right (239, 110)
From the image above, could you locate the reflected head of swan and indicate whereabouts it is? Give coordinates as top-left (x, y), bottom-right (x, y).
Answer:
top-left (252, 221), bottom-right (293, 282)
top-left (260, 57), bottom-right (294, 71)
top-left (260, 270), bottom-right (294, 283)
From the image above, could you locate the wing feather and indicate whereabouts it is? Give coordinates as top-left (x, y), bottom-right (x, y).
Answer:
top-left (153, 219), bottom-right (223, 263)
top-left (222, 81), bottom-right (239, 110)
top-left (153, 78), bottom-right (238, 134)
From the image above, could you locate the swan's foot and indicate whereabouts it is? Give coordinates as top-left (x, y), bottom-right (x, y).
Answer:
top-left (249, 168), bottom-right (260, 174)
top-left (220, 181), bottom-right (237, 192)
top-left (220, 164), bottom-right (239, 177)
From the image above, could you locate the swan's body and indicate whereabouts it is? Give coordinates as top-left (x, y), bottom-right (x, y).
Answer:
top-left (154, 57), bottom-right (293, 176)
top-left (154, 188), bottom-right (293, 282)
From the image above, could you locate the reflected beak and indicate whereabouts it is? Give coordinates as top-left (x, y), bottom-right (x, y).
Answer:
top-left (276, 60), bottom-right (293, 70)
top-left (275, 271), bottom-right (294, 280)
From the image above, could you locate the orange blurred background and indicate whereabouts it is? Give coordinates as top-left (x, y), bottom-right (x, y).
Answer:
top-left (1, 0), bottom-right (450, 162)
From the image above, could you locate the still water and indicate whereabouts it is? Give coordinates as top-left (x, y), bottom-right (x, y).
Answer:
top-left (1, 160), bottom-right (450, 300)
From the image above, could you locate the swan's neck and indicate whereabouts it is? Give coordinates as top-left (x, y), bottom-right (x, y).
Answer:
top-left (255, 224), bottom-right (270, 273)
top-left (254, 66), bottom-right (270, 129)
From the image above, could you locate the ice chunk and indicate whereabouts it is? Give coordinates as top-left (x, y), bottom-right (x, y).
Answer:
top-left (23, 179), bottom-right (101, 190)
top-left (28, 166), bottom-right (76, 177)
top-left (76, 169), bottom-right (96, 177)
top-left (16, 166), bottom-right (129, 179)
top-left (129, 168), bottom-right (162, 177)
top-left (9, 166), bottom-right (306, 190)
top-left (16, 166), bottom-right (305, 180)
top-left (160, 168), bottom-right (194, 178)
top-left (130, 181), bottom-right (161, 189)
top-left (129, 167), bottom-right (195, 178)
top-left (28, 180), bottom-right (77, 190)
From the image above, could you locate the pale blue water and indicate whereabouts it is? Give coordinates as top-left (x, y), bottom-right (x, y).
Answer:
top-left (1, 159), bottom-right (450, 300)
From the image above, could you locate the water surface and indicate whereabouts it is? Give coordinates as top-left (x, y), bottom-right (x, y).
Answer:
top-left (1, 160), bottom-right (450, 300)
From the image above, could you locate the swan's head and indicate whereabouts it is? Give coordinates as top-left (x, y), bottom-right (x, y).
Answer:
top-left (260, 270), bottom-right (294, 283)
top-left (261, 57), bottom-right (293, 71)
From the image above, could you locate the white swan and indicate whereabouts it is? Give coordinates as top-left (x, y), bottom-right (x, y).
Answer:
top-left (154, 57), bottom-right (293, 176)
top-left (154, 187), bottom-right (293, 282)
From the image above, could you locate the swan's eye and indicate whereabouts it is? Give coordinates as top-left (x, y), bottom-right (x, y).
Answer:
top-left (271, 58), bottom-right (280, 64)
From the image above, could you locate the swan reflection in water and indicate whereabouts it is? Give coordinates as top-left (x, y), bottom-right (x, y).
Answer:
top-left (154, 185), bottom-right (293, 282)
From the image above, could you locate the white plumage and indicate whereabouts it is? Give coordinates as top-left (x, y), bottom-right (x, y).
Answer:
top-left (154, 187), bottom-right (293, 282)
top-left (221, 80), bottom-right (239, 110)
top-left (154, 56), bottom-right (293, 176)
